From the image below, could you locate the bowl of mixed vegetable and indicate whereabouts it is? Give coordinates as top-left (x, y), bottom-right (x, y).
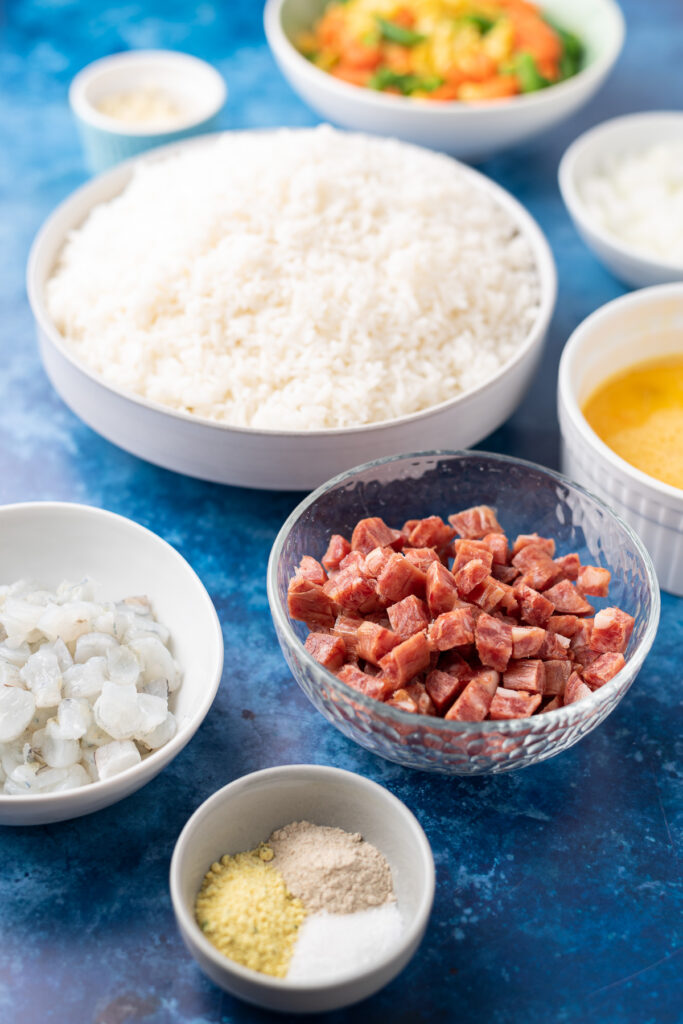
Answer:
top-left (265, 0), bottom-right (625, 159)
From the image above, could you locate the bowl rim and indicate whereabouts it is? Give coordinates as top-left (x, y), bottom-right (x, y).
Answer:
top-left (169, 763), bottom-right (436, 991)
top-left (0, 500), bottom-right (224, 809)
top-left (264, 0), bottom-right (625, 116)
top-left (558, 110), bottom-right (683, 275)
top-left (267, 449), bottom-right (661, 734)
top-left (26, 127), bottom-right (556, 439)
top-left (69, 49), bottom-right (228, 137)
top-left (558, 282), bottom-right (683, 507)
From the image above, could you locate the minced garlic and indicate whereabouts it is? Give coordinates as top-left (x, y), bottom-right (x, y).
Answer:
top-left (195, 846), bottom-right (306, 978)
top-left (96, 87), bottom-right (182, 127)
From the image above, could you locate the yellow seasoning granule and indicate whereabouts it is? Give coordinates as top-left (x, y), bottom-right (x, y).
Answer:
top-left (195, 844), bottom-right (306, 978)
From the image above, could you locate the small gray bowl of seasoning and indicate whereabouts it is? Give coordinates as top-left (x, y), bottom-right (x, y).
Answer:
top-left (169, 764), bottom-right (435, 1013)
top-left (69, 49), bottom-right (227, 174)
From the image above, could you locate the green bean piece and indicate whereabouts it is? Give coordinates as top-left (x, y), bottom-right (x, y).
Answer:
top-left (376, 16), bottom-right (425, 46)
top-left (462, 13), bottom-right (496, 33)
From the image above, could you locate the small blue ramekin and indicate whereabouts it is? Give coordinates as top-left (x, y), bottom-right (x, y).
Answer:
top-left (69, 49), bottom-right (227, 175)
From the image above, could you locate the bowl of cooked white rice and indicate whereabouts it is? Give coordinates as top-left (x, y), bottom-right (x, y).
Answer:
top-left (0, 502), bottom-right (223, 825)
top-left (28, 126), bottom-right (556, 490)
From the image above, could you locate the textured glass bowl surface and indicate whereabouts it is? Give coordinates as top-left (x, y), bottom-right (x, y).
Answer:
top-left (267, 452), bottom-right (660, 775)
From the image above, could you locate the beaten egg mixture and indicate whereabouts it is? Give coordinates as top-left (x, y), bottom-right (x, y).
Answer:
top-left (582, 355), bottom-right (683, 490)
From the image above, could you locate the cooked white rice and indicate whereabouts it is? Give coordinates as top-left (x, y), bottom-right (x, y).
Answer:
top-left (47, 126), bottom-right (541, 431)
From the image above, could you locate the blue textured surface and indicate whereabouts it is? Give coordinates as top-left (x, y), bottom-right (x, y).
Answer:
top-left (0, 2), bottom-right (681, 1022)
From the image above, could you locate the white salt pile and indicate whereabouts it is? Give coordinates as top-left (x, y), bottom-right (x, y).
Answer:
top-left (0, 578), bottom-right (181, 794)
top-left (286, 905), bottom-right (404, 982)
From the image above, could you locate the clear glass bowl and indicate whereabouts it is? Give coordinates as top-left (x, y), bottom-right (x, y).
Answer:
top-left (267, 452), bottom-right (660, 775)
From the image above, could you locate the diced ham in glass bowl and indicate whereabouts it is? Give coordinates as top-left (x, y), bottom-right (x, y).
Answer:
top-left (267, 452), bottom-right (660, 775)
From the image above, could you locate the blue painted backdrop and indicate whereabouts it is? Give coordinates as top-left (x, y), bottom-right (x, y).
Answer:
top-left (0, 1), bottom-right (681, 1022)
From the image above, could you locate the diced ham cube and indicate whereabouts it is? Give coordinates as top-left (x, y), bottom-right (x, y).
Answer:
top-left (425, 561), bottom-right (460, 616)
top-left (385, 688), bottom-right (419, 713)
top-left (563, 671), bottom-right (592, 706)
top-left (577, 565), bottom-right (611, 597)
top-left (547, 615), bottom-right (580, 637)
top-left (553, 552), bottom-right (581, 581)
top-left (437, 649), bottom-right (474, 678)
top-left (449, 505), bottom-right (503, 539)
top-left (543, 659), bottom-right (572, 695)
top-left (512, 543), bottom-right (559, 572)
top-left (338, 550), bottom-right (369, 575)
top-left (322, 535), bottom-right (351, 572)
top-left (387, 595), bottom-right (430, 640)
top-left (454, 558), bottom-right (490, 596)
top-left (541, 695), bottom-right (563, 713)
top-left (512, 533), bottom-right (556, 557)
top-left (572, 646), bottom-right (601, 668)
top-left (401, 519), bottom-right (419, 542)
top-left (582, 652), bottom-right (626, 689)
top-left (489, 687), bottom-right (542, 720)
top-left (497, 583), bottom-right (519, 616)
top-left (406, 516), bottom-right (455, 549)
top-left (337, 663), bottom-right (392, 701)
top-left (351, 517), bottom-right (402, 555)
top-left (480, 532), bottom-right (509, 565)
top-left (538, 630), bottom-right (571, 660)
top-left (355, 621), bottom-right (400, 665)
top-left (492, 563), bottom-right (520, 584)
top-left (376, 553), bottom-right (426, 604)
top-left (297, 555), bottom-right (328, 585)
top-left (590, 608), bottom-right (635, 654)
top-left (403, 547), bottom-right (440, 573)
top-left (304, 632), bottom-right (347, 672)
top-left (511, 625), bottom-right (545, 658)
top-left (475, 613), bottom-right (513, 672)
top-left (331, 613), bottom-right (363, 655)
top-left (425, 669), bottom-right (469, 714)
top-left (427, 607), bottom-right (475, 651)
top-left (364, 546), bottom-right (395, 578)
top-left (543, 579), bottom-right (594, 616)
top-left (468, 576), bottom-right (507, 613)
top-left (288, 577), bottom-right (337, 628)
top-left (452, 539), bottom-right (493, 574)
top-left (503, 659), bottom-right (545, 693)
top-left (403, 680), bottom-right (437, 716)
top-left (570, 619), bottom-right (593, 649)
top-left (513, 582), bottom-right (555, 626)
top-left (379, 631), bottom-right (431, 690)
top-left (323, 567), bottom-right (378, 614)
top-left (518, 561), bottom-right (563, 592)
top-left (445, 669), bottom-right (499, 721)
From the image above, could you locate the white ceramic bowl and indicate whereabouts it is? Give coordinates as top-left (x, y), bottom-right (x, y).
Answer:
top-left (0, 502), bottom-right (224, 825)
top-left (264, 0), bottom-right (624, 161)
top-left (70, 50), bottom-right (227, 173)
top-left (27, 131), bottom-right (556, 491)
top-left (559, 111), bottom-right (683, 288)
top-left (558, 283), bottom-right (683, 596)
top-left (170, 764), bottom-right (435, 1013)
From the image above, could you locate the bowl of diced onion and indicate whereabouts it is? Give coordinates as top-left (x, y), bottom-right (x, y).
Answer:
top-left (0, 502), bottom-right (223, 825)
top-left (267, 451), bottom-right (660, 775)
top-left (559, 110), bottom-right (683, 288)
top-left (265, 0), bottom-right (625, 160)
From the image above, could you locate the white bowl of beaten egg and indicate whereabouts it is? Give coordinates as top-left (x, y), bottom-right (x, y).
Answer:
top-left (170, 764), bottom-right (435, 1013)
top-left (27, 126), bottom-right (556, 491)
top-left (558, 283), bottom-right (683, 596)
